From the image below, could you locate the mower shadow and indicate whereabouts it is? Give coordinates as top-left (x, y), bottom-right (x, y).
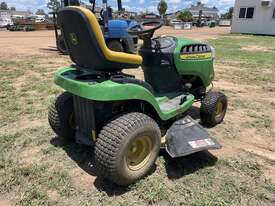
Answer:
top-left (50, 136), bottom-right (131, 195)
top-left (50, 136), bottom-right (96, 177)
top-left (39, 47), bottom-right (67, 55)
top-left (160, 150), bottom-right (218, 180)
top-left (39, 47), bottom-right (58, 52)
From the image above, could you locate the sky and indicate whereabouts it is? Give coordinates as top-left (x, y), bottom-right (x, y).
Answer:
top-left (5, 0), bottom-right (235, 14)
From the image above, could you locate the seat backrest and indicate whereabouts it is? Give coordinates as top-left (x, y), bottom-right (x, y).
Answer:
top-left (57, 6), bottom-right (142, 72)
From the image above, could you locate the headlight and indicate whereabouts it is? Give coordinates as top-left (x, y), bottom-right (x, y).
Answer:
top-left (210, 46), bottom-right (216, 59)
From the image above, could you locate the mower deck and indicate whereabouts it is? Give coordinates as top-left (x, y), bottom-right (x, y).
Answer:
top-left (165, 116), bottom-right (221, 158)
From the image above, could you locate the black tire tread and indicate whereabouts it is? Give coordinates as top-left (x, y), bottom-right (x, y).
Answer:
top-left (95, 112), bottom-right (161, 185)
top-left (200, 91), bottom-right (227, 127)
top-left (48, 92), bottom-right (74, 139)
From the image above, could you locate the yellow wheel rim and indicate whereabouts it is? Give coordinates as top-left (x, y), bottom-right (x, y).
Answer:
top-left (215, 101), bottom-right (224, 120)
top-left (126, 136), bottom-right (152, 171)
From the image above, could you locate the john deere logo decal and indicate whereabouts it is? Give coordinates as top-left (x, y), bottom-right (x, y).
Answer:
top-left (180, 52), bottom-right (212, 60)
top-left (69, 33), bottom-right (78, 46)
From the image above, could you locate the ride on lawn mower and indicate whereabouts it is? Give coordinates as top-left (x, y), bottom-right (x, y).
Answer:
top-left (48, 6), bottom-right (228, 186)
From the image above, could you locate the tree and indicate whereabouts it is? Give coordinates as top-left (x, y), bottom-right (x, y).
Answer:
top-left (10, 6), bottom-right (16, 11)
top-left (157, 0), bottom-right (167, 18)
top-left (47, 0), bottom-right (60, 13)
top-left (0, 2), bottom-right (8, 10)
top-left (221, 7), bottom-right (233, 19)
top-left (177, 11), bottom-right (193, 22)
top-left (36, 9), bottom-right (45, 15)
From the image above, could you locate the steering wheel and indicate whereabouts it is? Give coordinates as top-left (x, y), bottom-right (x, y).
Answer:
top-left (128, 20), bottom-right (163, 40)
top-left (100, 9), bottom-right (104, 20)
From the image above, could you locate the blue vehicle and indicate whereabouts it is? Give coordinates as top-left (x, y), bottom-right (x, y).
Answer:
top-left (53, 0), bottom-right (138, 54)
top-left (104, 19), bottom-right (138, 53)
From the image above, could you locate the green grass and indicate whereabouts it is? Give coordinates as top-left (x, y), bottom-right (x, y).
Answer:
top-left (0, 34), bottom-right (275, 205)
top-left (209, 34), bottom-right (275, 85)
top-left (1, 131), bottom-right (273, 206)
top-left (209, 35), bottom-right (275, 67)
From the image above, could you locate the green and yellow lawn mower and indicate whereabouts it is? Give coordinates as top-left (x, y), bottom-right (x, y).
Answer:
top-left (48, 6), bottom-right (228, 186)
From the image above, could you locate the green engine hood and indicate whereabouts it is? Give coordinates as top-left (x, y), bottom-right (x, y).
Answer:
top-left (173, 37), bottom-right (215, 87)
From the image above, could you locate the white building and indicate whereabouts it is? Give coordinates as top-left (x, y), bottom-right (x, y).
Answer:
top-left (187, 2), bottom-right (219, 20)
top-left (0, 10), bottom-right (13, 27)
top-left (231, 0), bottom-right (275, 35)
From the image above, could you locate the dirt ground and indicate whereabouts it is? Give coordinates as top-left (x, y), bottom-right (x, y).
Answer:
top-left (0, 26), bottom-right (275, 205)
top-left (0, 26), bottom-right (230, 57)
top-left (156, 26), bottom-right (230, 39)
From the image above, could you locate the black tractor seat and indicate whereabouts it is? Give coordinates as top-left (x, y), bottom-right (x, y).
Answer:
top-left (57, 6), bottom-right (143, 72)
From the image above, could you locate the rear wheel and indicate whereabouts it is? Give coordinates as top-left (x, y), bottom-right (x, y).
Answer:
top-left (95, 112), bottom-right (161, 186)
top-left (200, 91), bottom-right (228, 127)
top-left (48, 92), bottom-right (75, 141)
top-left (107, 40), bottom-right (124, 52)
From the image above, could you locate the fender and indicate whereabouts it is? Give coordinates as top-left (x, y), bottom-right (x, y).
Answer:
top-left (55, 67), bottom-right (194, 120)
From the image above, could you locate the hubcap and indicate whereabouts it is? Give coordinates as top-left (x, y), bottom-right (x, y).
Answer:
top-left (126, 136), bottom-right (152, 171)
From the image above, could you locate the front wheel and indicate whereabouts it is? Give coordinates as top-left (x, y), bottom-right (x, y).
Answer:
top-left (95, 112), bottom-right (161, 186)
top-left (200, 91), bottom-right (228, 127)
